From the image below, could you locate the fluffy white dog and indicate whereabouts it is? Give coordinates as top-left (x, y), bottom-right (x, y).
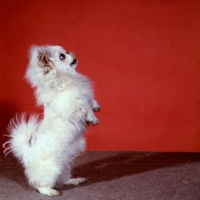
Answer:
top-left (3, 45), bottom-right (100, 196)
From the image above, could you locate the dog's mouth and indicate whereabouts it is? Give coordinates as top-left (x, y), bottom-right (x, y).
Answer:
top-left (70, 58), bottom-right (77, 66)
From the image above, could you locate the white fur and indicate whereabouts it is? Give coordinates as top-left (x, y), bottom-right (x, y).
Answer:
top-left (3, 45), bottom-right (100, 196)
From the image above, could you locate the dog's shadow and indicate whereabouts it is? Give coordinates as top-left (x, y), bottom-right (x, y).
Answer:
top-left (61, 151), bottom-right (200, 191)
top-left (0, 101), bottom-right (29, 189)
top-left (0, 155), bottom-right (28, 188)
top-left (1, 151), bottom-right (200, 193)
top-left (0, 101), bottom-right (17, 152)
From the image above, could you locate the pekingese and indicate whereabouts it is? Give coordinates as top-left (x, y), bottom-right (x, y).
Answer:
top-left (3, 45), bottom-right (100, 196)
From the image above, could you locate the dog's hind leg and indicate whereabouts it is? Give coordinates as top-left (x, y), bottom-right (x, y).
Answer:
top-left (26, 163), bottom-right (61, 196)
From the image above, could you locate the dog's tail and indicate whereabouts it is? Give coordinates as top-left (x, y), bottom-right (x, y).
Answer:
top-left (3, 114), bottom-right (39, 163)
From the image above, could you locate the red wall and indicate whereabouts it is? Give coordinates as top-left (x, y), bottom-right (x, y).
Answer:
top-left (1, 0), bottom-right (200, 152)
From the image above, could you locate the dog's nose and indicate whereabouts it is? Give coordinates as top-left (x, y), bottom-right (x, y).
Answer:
top-left (70, 58), bottom-right (77, 66)
top-left (72, 59), bottom-right (77, 64)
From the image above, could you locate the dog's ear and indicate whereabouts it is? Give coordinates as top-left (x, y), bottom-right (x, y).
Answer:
top-left (37, 50), bottom-right (54, 75)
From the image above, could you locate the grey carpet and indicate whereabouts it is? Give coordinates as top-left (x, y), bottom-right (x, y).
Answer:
top-left (1, 151), bottom-right (200, 200)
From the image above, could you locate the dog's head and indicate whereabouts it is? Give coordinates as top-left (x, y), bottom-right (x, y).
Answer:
top-left (25, 45), bottom-right (78, 87)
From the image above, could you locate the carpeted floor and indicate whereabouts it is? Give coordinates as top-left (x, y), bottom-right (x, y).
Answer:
top-left (1, 151), bottom-right (200, 200)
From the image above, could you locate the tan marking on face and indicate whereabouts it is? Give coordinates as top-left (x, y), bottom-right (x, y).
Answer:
top-left (37, 52), bottom-right (54, 74)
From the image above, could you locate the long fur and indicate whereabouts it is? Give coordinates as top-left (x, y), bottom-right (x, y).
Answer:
top-left (3, 45), bottom-right (100, 196)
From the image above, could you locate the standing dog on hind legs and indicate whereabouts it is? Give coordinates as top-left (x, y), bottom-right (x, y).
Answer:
top-left (3, 45), bottom-right (100, 196)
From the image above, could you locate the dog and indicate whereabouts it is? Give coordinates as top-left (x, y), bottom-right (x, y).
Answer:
top-left (3, 45), bottom-right (100, 196)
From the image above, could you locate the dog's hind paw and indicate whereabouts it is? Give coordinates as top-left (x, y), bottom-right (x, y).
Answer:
top-left (64, 177), bottom-right (87, 185)
top-left (37, 187), bottom-right (60, 196)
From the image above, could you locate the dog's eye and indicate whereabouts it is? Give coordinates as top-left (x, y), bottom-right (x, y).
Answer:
top-left (59, 53), bottom-right (66, 61)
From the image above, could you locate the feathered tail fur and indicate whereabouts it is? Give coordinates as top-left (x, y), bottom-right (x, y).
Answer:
top-left (3, 114), bottom-right (39, 164)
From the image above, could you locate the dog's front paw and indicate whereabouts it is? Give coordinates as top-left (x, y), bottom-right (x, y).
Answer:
top-left (93, 106), bottom-right (101, 112)
top-left (91, 118), bottom-right (99, 126)
top-left (87, 117), bottom-right (99, 126)
top-left (93, 100), bottom-right (101, 112)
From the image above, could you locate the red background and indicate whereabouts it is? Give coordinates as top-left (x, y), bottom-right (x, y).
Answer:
top-left (1, 0), bottom-right (200, 152)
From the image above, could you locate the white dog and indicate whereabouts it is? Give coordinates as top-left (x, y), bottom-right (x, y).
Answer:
top-left (3, 45), bottom-right (100, 196)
